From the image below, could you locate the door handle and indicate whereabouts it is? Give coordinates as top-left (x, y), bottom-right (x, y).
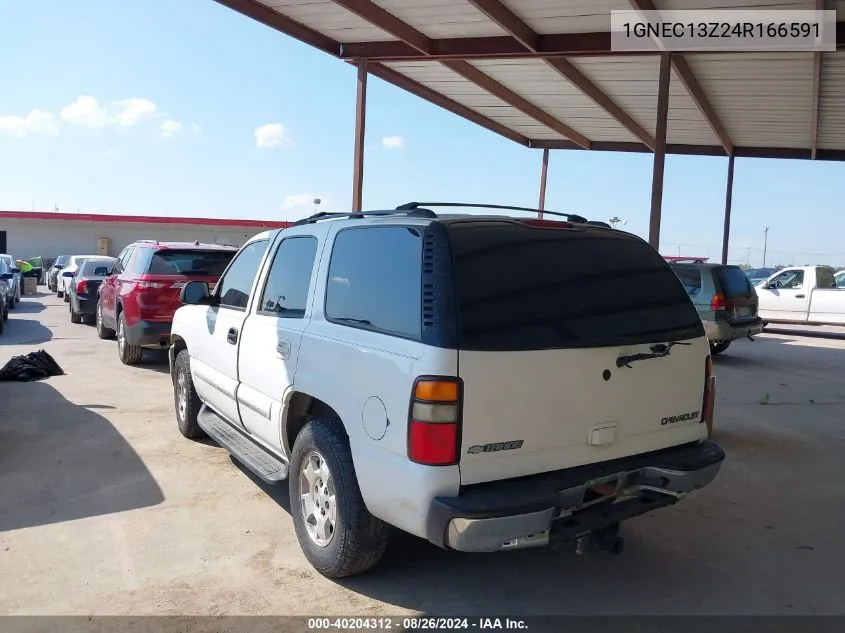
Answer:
top-left (227, 328), bottom-right (238, 344)
top-left (276, 340), bottom-right (291, 359)
top-left (796, 294), bottom-right (806, 298)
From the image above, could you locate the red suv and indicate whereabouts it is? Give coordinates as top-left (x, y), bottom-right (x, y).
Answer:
top-left (97, 240), bottom-right (238, 365)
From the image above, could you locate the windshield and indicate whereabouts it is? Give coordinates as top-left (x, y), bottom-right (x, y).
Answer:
top-left (140, 249), bottom-right (236, 276)
top-left (447, 221), bottom-right (704, 351)
top-left (55, 255), bottom-right (70, 267)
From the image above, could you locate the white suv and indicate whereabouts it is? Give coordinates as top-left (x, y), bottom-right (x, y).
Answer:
top-left (169, 203), bottom-right (724, 578)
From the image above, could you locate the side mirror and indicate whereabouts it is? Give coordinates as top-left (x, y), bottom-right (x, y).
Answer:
top-left (10, 267), bottom-right (20, 274)
top-left (766, 281), bottom-right (777, 289)
top-left (180, 280), bottom-right (211, 305)
top-left (62, 271), bottom-right (75, 278)
top-left (0, 273), bottom-right (12, 281)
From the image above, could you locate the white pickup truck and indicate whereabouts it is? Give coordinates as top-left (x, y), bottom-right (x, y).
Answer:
top-left (755, 266), bottom-right (845, 325)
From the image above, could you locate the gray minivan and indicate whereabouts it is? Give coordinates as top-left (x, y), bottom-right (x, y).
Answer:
top-left (670, 263), bottom-right (765, 354)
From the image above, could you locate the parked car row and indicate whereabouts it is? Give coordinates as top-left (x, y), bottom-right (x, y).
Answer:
top-left (0, 258), bottom-right (14, 335)
top-left (61, 240), bottom-right (239, 366)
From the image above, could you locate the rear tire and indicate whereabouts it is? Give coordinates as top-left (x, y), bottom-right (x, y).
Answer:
top-left (8, 295), bottom-right (15, 309)
top-left (710, 341), bottom-right (731, 355)
top-left (117, 312), bottom-right (143, 365)
top-left (56, 288), bottom-right (63, 299)
top-left (173, 349), bottom-right (206, 439)
top-left (289, 418), bottom-right (389, 578)
top-left (69, 301), bottom-right (82, 324)
top-left (96, 302), bottom-right (115, 339)
top-left (0, 308), bottom-right (4, 334)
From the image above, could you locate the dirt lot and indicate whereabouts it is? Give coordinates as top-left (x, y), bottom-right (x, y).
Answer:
top-left (1, 292), bottom-right (844, 615)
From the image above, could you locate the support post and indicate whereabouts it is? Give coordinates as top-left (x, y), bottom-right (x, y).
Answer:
top-left (720, 154), bottom-right (735, 265)
top-left (537, 148), bottom-right (549, 217)
top-left (352, 58), bottom-right (368, 212)
top-left (649, 51), bottom-right (671, 250)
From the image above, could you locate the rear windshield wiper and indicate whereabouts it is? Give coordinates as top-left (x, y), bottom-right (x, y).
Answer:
top-left (616, 341), bottom-right (691, 368)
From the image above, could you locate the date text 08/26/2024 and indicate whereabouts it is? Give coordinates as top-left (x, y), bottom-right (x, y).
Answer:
top-left (307, 617), bottom-right (529, 631)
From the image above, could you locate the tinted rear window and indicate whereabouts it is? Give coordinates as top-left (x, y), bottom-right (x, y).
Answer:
top-left (718, 266), bottom-right (754, 297)
top-left (447, 222), bottom-right (703, 351)
top-left (81, 260), bottom-right (113, 276)
top-left (137, 249), bottom-right (236, 276)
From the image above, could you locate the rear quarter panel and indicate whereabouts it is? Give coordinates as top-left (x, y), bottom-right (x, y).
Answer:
top-left (808, 289), bottom-right (845, 324)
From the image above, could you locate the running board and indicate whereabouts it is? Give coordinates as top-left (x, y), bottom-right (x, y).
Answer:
top-left (197, 405), bottom-right (289, 484)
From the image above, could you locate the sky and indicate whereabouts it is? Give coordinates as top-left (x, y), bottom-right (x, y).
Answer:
top-left (1, 0), bottom-right (843, 267)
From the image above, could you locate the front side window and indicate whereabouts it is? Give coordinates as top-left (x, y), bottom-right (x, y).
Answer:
top-left (216, 239), bottom-right (270, 310)
top-left (771, 270), bottom-right (804, 290)
top-left (259, 237), bottom-right (319, 318)
top-left (325, 227), bottom-right (422, 339)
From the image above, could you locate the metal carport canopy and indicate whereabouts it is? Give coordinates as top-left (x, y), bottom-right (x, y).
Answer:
top-left (212, 0), bottom-right (845, 258)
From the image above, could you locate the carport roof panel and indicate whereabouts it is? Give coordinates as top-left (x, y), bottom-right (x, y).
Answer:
top-left (216, 0), bottom-right (845, 160)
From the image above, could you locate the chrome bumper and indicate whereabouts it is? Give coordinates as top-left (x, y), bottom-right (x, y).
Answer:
top-left (704, 319), bottom-right (764, 343)
top-left (445, 460), bottom-right (722, 553)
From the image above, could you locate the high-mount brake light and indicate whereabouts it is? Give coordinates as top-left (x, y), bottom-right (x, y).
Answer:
top-left (521, 219), bottom-right (573, 229)
top-left (408, 378), bottom-right (462, 466)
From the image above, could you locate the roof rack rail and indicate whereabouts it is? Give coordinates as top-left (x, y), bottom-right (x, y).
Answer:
top-left (396, 202), bottom-right (590, 224)
top-left (292, 208), bottom-right (437, 226)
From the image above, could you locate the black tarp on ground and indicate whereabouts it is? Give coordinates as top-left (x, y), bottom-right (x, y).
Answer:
top-left (0, 350), bottom-right (64, 382)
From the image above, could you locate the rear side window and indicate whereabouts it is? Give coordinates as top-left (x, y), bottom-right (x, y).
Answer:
top-left (718, 266), bottom-right (754, 297)
top-left (447, 222), bottom-right (703, 351)
top-left (136, 248), bottom-right (236, 276)
top-left (81, 260), bottom-right (113, 277)
top-left (258, 237), bottom-right (319, 318)
top-left (672, 266), bottom-right (702, 296)
top-left (816, 267), bottom-right (837, 289)
top-left (325, 227), bottom-right (422, 339)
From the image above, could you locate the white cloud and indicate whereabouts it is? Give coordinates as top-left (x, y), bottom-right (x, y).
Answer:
top-left (0, 109), bottom-right (60, 137)
top-left (281, 193), bottom-right (329, 219)
top-left (113, 98), bottom-right (158, 127)
top-left (160, 119), bottom-right (183, 139)
top-left (255, 123), bottom-right (290, 149)
top-left (60, 95), bottom-right (158, 129)
top-left (60, 96), bottom-right (109, 127)
top-left (382, 135), bottom-right (404, 149)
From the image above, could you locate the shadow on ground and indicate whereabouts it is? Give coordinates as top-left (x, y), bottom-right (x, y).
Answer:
top-left (1, 299), bottom-right (52, 346)
top-left (0, 379), bottom-right (164, 532)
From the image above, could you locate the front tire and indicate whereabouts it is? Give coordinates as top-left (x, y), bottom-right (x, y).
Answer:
top-left (117, 312), bottom-right (143, 365)
top-left (173, 349), bottom-right (206, 439)
top-left (710, 341), bottom-right (732, 355)
top-left (96, 302), bottom-right (115, 339)
top-left (289, 419), bottom-right (389, 578)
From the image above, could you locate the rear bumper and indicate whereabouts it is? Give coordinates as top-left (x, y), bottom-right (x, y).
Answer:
top-left (124, 319), bottom-right (171, 348)
top-left (704, 317), bottom-right (764, 343)
top-left (71, 295), bottom-right (98, 316)
top-left (426, 440), bottom-right (725, 552)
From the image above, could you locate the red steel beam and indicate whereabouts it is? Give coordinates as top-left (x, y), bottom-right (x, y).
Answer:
top-left (352, 58), bottom-right (367, 212)
top-left (466, 0), bottom-right (654, 149)
top-left (333, 0), bottom-right (432, 54)
top-left (649, 52), bottom-right (671, 250)
top-left (538, 148), bottom-right (549, 215)
top-left (630, 0), bottom-right (733, 156)
top-left (442, 60), bottom-right (590, 148)
top-left (364, 62), bottom-right (529, 146)
top-left (330, 0), bottom-right (591, 148)
top-left (721, 154), bottom-right (736, 265)
top-left (212, 0), bottom-right (339, 56)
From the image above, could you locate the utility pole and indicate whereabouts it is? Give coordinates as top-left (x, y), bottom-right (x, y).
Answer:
top-left (763, 226), bottom-right (770, 268)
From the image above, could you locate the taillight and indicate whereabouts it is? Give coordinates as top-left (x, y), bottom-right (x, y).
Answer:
top-left (710, 293), bottom-right (726, 311)
top-left (407, 377), bottom-right (462, 466)
top-left (701, 356), bottom-right (716, 436)
top-left (75, 280), bottom-right (87, 294)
